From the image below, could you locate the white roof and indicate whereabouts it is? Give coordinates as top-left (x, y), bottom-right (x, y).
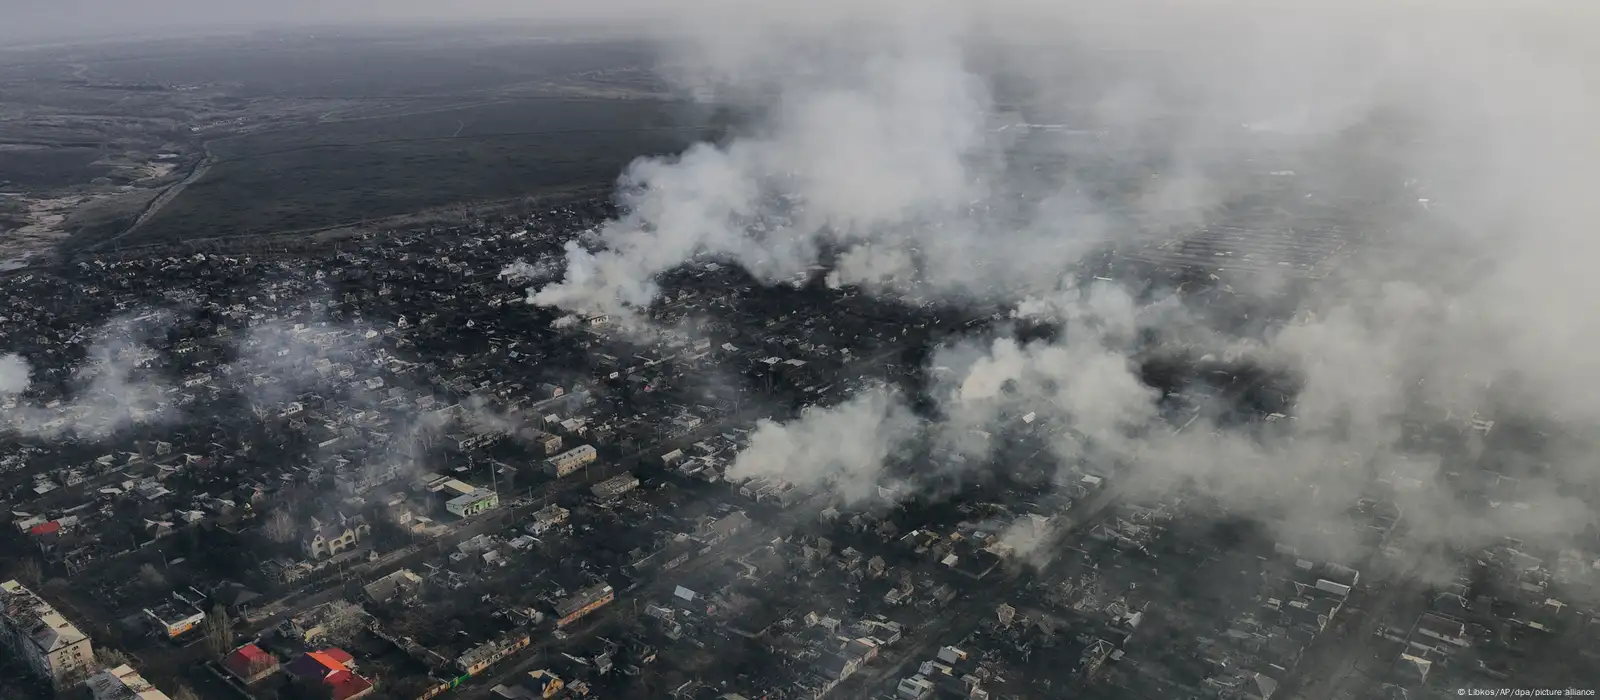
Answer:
top-left (448, 487), bottom-right (497, 505)
top-left (0, 580), bottom-right (88, 652)
top-left (1314, 579), bottom-right (1352, 597)
top-left (556, 445), bottom-right (596, 458)
top-left (88, 665), bottom-right (171, 700)
top-left (33, 611), bottom-right (87, 651)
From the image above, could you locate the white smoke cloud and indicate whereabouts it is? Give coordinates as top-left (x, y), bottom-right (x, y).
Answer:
top-left (530, 7), bottom-right (1027, 320)
top-left (727, 387), bottom-right (920, 506)
top-left (523, 0), bottom-right (1600, 562)
top-left (0, 315), bottom-right (175, 440)
top-left (498, 258), bottom-right (560, 285)
top-left (459, 394), bottom-right (525, 437)
top-left (227, 320), bottom-right (381, 414)
top-left (0, 355), bottom-right (30, 395)
top-left (991, 513), bottom-right (1062, 570)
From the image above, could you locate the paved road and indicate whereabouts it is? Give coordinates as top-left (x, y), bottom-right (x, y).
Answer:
top-left (95, 149), bottom-right (214, 251)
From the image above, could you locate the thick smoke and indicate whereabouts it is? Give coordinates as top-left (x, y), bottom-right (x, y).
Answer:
top-left (231, 318), bottom-right (527, 480)
top-left (228, 320), bottom-right (379, 414)
top-left (0, 314), bottom-right (175, 440)
top-left (0, 310), bottom-right (528, 461)
top-left (727, 387), bottom-right (920, 506)
top-left (498, 259), bottom-right (560, 285)
top-left (0, 355), bottom-right (30, 395)
top-left (524, 5), bottom-right (1024, 320)
top-left (993, 514), bottom-right (1062, 570)
top-left (524, 1), bottom-right (1600, 564)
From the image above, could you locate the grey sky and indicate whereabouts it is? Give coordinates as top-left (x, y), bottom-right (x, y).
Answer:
top-left (3, 0), bottom-right (665, 44)
top-left (8, 0), bottom-right (1595, 46)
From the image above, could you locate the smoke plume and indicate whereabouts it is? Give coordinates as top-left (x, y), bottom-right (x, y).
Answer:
top-left (0, 314), bottom-right (175, 440)
top-left (727, 387), bottom-right (920, 506)
top-left (498, 259), bottom-right (560, 285)
top-left (0, 355), bottom-right (30, 395)
top-left (522, 0), bottom-right (1600, 564)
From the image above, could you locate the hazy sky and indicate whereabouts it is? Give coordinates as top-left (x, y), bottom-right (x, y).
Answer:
top-left (2, 0), bottom-right (667, 44)
top-left (8, 0), bottom-right (1596, 46)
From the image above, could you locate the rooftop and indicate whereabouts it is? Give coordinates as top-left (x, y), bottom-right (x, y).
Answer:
top-left (557, 584), bottom-right (614, 618)
top-left (87, 664), bottom-right (171, 700)
top-left (448, 487), bottom-right (498, 505)
top-left (222, 643), bottom-right (279, 680)
top-left (0, 579), bottom-right (88, 653)
top-left (280, 648), bottom-right (373, 700)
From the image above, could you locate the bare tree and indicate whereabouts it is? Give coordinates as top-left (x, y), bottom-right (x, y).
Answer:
top-left (138, 563), bottom-right (167, 590)
top-left (264, 510), bottom-right (297, 545)
top-left (59, 665), bottom-right (92, 689)
top-left (203, 604), bottom-right (233, 659)
top-left (16, 558), bottom-right (41, 586)
top-left (318, 600), bottom-right (368, 642)
top-left (171, 685), bottom-right (200, 700)
top-left (97, 647), bottom-right (133, 670)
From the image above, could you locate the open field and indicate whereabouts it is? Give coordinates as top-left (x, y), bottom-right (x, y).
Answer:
top-left (0, 26), bottom-right (696, 258)
top-left (46, 31), bottom-right (661, 99)
top-left (102, 97), bottom-right (710, 248)
top-left (206, 97), bottom-right (693, 158)
top-left (123, 107), bottom-right (703, 246)
top-left (0, 145), bottom-right (111, 187)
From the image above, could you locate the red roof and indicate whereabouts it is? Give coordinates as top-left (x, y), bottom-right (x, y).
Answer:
top-left (29, 521), bottom-right (60, 536)
top-left (236, 645), bottom-right (272, 662)
top-left (287, 648), bottom-right (357, 681)
top-left (222, 644), bottom-right (277, 679)
top-left (325, 670), bottom-right (374, 700)
top-left (306, 651), bottom-right (348, 674)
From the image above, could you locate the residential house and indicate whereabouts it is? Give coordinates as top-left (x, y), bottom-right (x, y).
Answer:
top-left (143, 589), bottom-right (207, 639)
top-left (285, 648), bottom-right (374, 700)
top-left (446, 488), bottom-right (499, 519)
top-left (223, 643), bottom-right (281, 684)
top-left (305, 515), bottom-right (371, 560)
top-left (363, 569), bottom-right (424, 604)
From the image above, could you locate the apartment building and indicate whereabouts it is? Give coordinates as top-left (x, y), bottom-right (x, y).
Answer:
top-left (0, 579), bottom-right (96, 687)
top-left (88, 664), bottom-right (173, 700)
top-left (546, 444), bottom-right (597, 478)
